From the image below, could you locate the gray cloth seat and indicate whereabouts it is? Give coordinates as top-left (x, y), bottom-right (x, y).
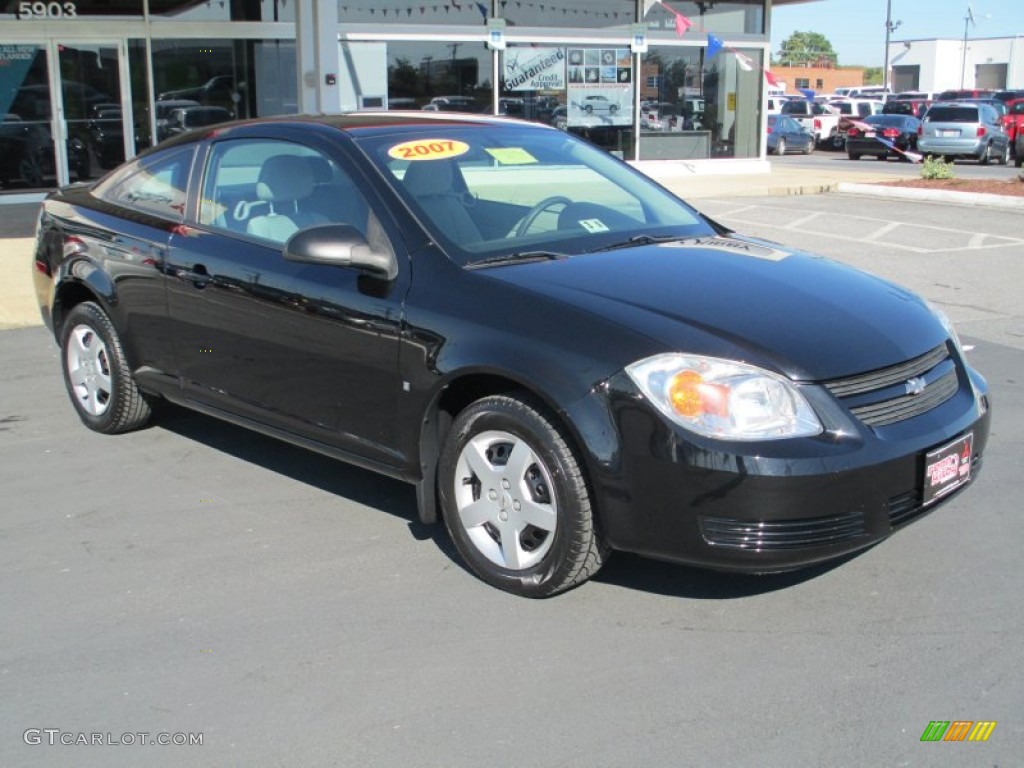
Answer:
top-left (401, 160), bottom-right (481, 245)
top-left (247, 154), bottom-right (328, 243)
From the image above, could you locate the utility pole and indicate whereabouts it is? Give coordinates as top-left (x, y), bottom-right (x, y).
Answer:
top-left (960, 3), bottom-right (975, 88)
top-left (882, 0), bottom-right (901, 92)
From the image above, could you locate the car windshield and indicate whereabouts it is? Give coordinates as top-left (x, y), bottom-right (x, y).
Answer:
top-left (355, 124), bottom-right (715, 266)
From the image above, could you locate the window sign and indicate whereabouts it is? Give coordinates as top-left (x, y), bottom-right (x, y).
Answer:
top-left (503, 48), bottom-right (565, 92)
top-left (566, 47), bottom-right (632, 128)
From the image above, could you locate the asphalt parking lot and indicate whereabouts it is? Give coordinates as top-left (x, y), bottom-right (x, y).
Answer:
top-left (2, 193), bottom-right (1022, 767)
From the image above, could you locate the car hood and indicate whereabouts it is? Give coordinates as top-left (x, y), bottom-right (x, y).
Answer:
top-left (481, 234), bottom-right (946, 382)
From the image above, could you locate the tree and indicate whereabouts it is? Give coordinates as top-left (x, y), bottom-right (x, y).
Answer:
top-left (776, 31), bottom-right (838, 67)
top-left (862, 67), bottom-right (883, 85)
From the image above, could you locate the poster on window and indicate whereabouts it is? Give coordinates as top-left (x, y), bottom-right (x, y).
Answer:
top-left (566, 47), bottom-right (632, 128)
top-left (503, 48), bottom-right (565, 92)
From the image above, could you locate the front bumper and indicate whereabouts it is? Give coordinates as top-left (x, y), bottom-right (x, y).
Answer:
top-left (570, 364), bottom-right (990, 573)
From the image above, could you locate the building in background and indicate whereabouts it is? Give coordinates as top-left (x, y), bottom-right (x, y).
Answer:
top-left (1, 0), bottom-right (814, 195)
top-left (887, 36), bottom-right (1024, 93)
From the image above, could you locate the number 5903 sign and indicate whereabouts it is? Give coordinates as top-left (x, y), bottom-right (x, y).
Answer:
top-left (18, 1), bottom-right (78, 18)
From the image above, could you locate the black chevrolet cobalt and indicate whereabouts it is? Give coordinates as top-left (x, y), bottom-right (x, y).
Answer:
top-left (32, 114), bottom-right (990, 597)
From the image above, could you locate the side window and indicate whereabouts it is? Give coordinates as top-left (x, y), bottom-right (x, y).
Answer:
top-left (96, 147), bottom-right (193, 220)
top-left (198, 138), bottom-right (371, 245)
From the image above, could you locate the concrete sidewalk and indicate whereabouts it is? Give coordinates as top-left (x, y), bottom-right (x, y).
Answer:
top-left (3, 162), bottom-right (1019, 330)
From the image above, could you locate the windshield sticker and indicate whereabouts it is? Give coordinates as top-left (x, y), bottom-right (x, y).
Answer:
top-left (578, 218), bottom-right (610, 233)
top-left (661, 237), bottom-right (789, 262)
top-left (387, 139), bottom-right (470, 161)
top-left (484, 147), bottom-right (538, 165)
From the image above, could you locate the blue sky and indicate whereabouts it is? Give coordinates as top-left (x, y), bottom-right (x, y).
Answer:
top-left (770, 0), bottom-right (1024, 67)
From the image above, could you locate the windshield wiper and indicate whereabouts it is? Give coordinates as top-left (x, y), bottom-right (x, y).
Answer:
top-left (589, 234), bottom-right (688, 253)
top-left (465, 251), bottom-right (567, 270)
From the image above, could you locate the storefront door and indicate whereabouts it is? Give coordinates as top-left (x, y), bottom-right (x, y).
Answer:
top-left (0, 40), bottom-right (131, 192)
top-left (52, 40), bottom-right (133, 186)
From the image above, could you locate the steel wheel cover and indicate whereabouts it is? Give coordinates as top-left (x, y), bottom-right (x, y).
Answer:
top-left (66, 324), bottom-right (112, 416)
top-left (452, 430), bottom-right (558, 570)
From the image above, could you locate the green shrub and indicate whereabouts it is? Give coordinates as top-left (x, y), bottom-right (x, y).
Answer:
top-left (921, 156), bottom-right (955, 180)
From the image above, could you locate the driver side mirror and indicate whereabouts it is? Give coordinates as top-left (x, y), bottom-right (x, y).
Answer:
top-left (284, 224), bottom-right (398, 281)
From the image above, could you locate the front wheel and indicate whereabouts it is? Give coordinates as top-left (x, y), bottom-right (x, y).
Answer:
top-left (60, 302), bottom-right (152, 434)
top-left (848, 153), bottom-right (861, 161)
top-left (438, 394), bottom-right (607, 597)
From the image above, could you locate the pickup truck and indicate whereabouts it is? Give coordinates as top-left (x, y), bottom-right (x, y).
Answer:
top-left (1002, 99), bottom-right (1024, 151)
top-left (780, 99), bottom-right (842, 147)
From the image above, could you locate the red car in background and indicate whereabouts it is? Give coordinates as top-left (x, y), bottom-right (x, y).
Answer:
top-left (1001, 99), bottom-right (1024, 149)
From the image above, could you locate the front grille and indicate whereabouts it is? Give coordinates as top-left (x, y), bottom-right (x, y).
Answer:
top-left (887, 490), bottom-right (923, 527)
top-left (824, 344), bottom-right (959, 427)
top-left (700, 510), bottom-right (867, 551)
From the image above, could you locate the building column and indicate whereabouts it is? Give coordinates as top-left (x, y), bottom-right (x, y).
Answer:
top-left (296, 0), bottom-right (341, 114)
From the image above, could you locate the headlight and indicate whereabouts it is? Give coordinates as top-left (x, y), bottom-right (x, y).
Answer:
top-left (625, 354), bottom-right (823, 440)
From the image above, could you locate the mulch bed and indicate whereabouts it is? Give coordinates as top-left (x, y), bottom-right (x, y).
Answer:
top-left (878, 177), bottom-right (1024, 197)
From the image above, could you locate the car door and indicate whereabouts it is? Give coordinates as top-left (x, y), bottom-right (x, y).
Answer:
top-left (164, 135), bottom-right (411, 467)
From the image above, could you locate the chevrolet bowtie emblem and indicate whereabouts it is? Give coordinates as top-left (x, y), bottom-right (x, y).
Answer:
top-left (905, 376), bottom-right (927, 396)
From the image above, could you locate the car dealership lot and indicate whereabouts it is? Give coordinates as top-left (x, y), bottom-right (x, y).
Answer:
top-left (3, 194), bottom-right (1022, 767)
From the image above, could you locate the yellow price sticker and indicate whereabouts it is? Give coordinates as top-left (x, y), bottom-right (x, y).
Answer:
top-left (484, 147), bottom-right (538, 165)
top-left (388, 139), bottom-right (470, 161)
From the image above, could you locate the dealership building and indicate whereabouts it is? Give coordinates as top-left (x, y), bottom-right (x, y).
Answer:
top-left (1, 0), bottom-right (810, 194)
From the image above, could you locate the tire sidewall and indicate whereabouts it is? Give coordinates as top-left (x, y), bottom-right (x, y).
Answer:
top-left (438, 398), bottom-right (588, 597)
top-left (59, 302), bottom-right (129, 432)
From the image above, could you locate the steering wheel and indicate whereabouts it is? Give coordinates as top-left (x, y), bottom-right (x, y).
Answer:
top-left (515, 196), bottom-right (573, 237)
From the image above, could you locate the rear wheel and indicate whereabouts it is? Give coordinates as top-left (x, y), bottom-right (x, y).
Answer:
top-left (438, 394), bottom-right (608, 597)
top-left (848, 152), bottom-right (861, 161)
top-left (998, 142), bottom-right (1011, 165)
top-left (979, 143), bottom-right (992, 165)
top-left (875, 152), bottom-right (889, 161)
top-left (774, 138), bottom-right (786, 156)
top-left (60, 302), bottom-right (152, 434)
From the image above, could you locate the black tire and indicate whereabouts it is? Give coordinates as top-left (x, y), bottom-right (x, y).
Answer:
top-left (803, 140), bottom-right (814, 155)
top-left (60, 302), bottom-right (152, 434)
top-left (979, 143), bottom-right (991, 165)
top-left (1016, 153), bottom-right (1023, 168)
top-left (848, 153), bottom-right (861, 161)
top-left (774, 138), bottom-right (786, 156)
top-left (831, 134), bottom-right (845, 150)
top-left (875, 152), bottom-right (888, 161)
top-left (438, 393), bottom-right (608, 597)
top-left (609, 104), bottom-right (618, 114)
top-left (998, 142), bottom-right (1010, 166)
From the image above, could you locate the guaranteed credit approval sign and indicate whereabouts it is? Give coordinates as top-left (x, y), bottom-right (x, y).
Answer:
top-left (504, 48), bottom-right (565, 91)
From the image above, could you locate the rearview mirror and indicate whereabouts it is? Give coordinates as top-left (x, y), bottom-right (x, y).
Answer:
top-left (284, 224), bottom-right (398, 281)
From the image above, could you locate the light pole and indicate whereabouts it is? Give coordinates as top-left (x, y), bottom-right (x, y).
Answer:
top-left (882, 0), bottom-right (901, 92)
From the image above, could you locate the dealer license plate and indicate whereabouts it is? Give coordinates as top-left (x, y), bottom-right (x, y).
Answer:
top-left (923, 433), bottom-right (973, 505)
top-left (937, 129), bottom-right (960, 137)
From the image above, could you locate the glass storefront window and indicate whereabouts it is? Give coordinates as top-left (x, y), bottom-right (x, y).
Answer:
top-left (148, 38), bottom-right (296, 147)
top-left (643, 1), bottom-right (763, 36)
top-left (499, 0), bottom-right (634, 30)
top-left (499, 44), bottom-right (635, 159)
top-left (150, 0), bottom-right (291, 22)
top-left (640, 45), bottom-right (762, 160)
top-left (366, 41), bottom-right (492, 111)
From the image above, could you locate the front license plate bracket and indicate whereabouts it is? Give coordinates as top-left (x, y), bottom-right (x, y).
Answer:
top-left (923, 433), bottom-right (973, 505)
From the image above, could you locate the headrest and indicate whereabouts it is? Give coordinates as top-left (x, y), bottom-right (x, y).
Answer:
top-left (256, 155), bottom-right (314, 202)
top-left (305, 155), bottom-right (334, 184)
top-left (402, 160), bottom-right (458, 197)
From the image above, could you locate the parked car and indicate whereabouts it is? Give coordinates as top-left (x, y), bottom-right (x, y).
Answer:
top-left (85, 105), bottom-right (125, 169)
top-left (936, 89), bottom-right (993, 101)
top-left (993, 89), bottom-right (1024, 105)
top-left (421, 96), bottom-right (484, 113)
top-left (918, 102), bottom-right (1011, 164)
top-left (766, 114), bottom-right (814, 155)
top-left (780, 99), bottom-right (842, 147)
top-left (828, 99), bottom-right (885, 148)
top-left (1004, 99), bottom-right (1024, 147)
top-left (1016, 133), bottom-right (1024, 167)
top-left (548, 105), bottom-right (568, 130)
top-left (31, 114), bottom-right (990, 597)
top-left (882, 99), bottom-right (931, 118)
top-left (845, 114), bottom-right (921, 161)
top-left (158, 75), bottom-right (240, 106)
top-left (160, 106), bottom-right (234, 140)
